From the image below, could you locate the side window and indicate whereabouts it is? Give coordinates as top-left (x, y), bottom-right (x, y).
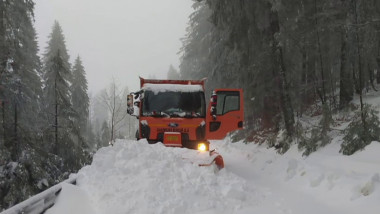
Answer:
top-left (216, 93), bottom-right (225, 115)
top-left (216, 91), bottom-right (240, 115)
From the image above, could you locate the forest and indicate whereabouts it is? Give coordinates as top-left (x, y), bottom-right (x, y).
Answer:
top-left (1, 0), bottom-right (380, 211)
top-left (180, 0), bottom-right (380, 154)
top-left (0, 0), bottom-right (136, 209)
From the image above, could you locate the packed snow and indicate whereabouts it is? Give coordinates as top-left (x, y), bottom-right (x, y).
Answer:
top-left (142, 83), bottom-right (203, 95)
top-left (46, 138), bottom-right (380, 214)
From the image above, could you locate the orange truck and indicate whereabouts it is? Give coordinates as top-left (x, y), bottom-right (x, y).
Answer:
top-left (127, 77), bottom-right (244, 168)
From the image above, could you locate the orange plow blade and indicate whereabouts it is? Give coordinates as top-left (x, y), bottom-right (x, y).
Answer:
top-left (182, 149), bottom-right (224, 170)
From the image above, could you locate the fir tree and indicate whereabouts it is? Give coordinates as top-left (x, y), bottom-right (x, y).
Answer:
top-left (71, 56), bottom-right (89, 139)
top-left (179, 1), bottom-right (213, 81)
top-left (70, 56), bottom-right (91, 165)
top-left (341, 105), bottom-right (380, 155)
top-left (0, 0), bottom-right (52, 209)
top-left (182, 0), bottom-right (380, 153)
top-left (42, 21), bottom-right (81, 171)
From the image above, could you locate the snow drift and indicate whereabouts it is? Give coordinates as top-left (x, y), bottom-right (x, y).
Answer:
top-left (47, 138), bottom-right (380, 214)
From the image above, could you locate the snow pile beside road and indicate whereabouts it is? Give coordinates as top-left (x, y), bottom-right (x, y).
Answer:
top-left (45, 183), bottom-right (96, 214)
top-left (47, 138), bottom-right (379, 214)
top-left (74, 139), bottom-right (259, 214)
top-left (217, 139), bottom-right (380, 214)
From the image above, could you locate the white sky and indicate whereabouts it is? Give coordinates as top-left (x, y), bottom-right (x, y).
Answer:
top-left (34, 0), bottom-right (193, 93)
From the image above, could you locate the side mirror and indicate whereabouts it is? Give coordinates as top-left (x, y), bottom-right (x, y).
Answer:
top-left (210, 91), bottom-right (217, 120)
top-left (127, 94), bottom-right (134, 115)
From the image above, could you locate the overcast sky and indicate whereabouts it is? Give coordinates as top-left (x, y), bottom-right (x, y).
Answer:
top-left (34, 0), bottom-right (193, 93)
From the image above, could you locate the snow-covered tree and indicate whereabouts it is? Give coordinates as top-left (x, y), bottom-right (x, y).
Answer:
top-left (180, 0), bottom-right (380, 153)
top-left (41, 21), bottom-right (89, 171)
top-left (179, 1), bottom-right (213, 81)
top-left (0, 0), bottom-right (53, 209)
top-left (71, 56), bottom-right (89, 139)
top-left (0, 0), bottom-right (42, 160)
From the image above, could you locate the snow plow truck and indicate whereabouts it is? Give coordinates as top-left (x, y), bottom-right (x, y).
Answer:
top-left (127, 77), bottom-right (244, 169)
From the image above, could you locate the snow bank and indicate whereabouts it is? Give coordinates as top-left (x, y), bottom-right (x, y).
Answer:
top-left (47, 138), bottom-right (379, 214)
top-left (216, 139), bottom-right (380, 214)
top-left (45, 183), bottom-right (96, 214)
top-left (142, 83), bottom-right (203, 95)
top-left (74, 139), bottom-right (258, 214)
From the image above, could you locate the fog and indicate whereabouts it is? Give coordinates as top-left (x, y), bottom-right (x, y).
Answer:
top-left (34, 0), bottom-right (193, 93)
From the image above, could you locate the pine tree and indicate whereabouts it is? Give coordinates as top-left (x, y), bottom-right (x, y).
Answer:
top-left (0, 0), bottom-right (42, 159)
top-left (71, 56), bottom-right (89, 139)
top-left (0, 0), bottom-right (53, 209)
top-left (70, 56), bottom-right (91, 164)
top-left (42, 21), bottom-right (81, 171)
top-left (179, 1), bottom-right (213, 80)
top-left (181, 0), bottom-right (380, 154)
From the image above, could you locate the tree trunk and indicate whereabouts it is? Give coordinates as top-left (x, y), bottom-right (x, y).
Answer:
top-left (300, 41), bottom-right (308, 117)
top-left (368, 64), bottom-right (377, 91)
top-left (339, 31), bottom-right (353, 109)
top-left (13, 101), bottom-right (18, 161)
top-left (1, 102), bottom-right (5, 149)
top-left (377, 38), bottom-right (380, 83)
top-left (54, 78), bottom-right (59, 155)
top-left (0, 1), bottom-right (5, 72)
top-left (353, 0), bottom-right (366, 130)
top-left (314, 0), bottom-right (326, 104)
top-left (111, 84), bottom-right (116, 144)
top-left (269, 8), bottom-right (295, 137)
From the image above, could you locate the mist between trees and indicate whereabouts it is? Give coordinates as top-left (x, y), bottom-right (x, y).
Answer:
top-left (179, 0), bottom-right (380, 153)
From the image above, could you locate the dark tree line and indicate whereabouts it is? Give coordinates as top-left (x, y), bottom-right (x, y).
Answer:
top-left (180, 0), bottom-right (380, 153)
top-left (0, 1), bottom-right (91, 210)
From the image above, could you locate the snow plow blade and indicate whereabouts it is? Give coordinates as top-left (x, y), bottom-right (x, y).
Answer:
top-left (182, 149), bottom-right (224, 170)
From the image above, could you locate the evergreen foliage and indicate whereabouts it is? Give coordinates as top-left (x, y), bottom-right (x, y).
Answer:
top-left (42, 21), bottom-right (91, 171)
top-left (0, 1), bottom-right (92, 210)
top-left (71, 56), bottom-right (89, 137)
top-left (70, 56), bottom-right (91, 157)
top-left (179, 1), bottom-right (213, 81)
top-left (0, 0), bottom-right (54, 209)
top-left (181, 0), bottom-right (380, 153)
top-left (340, 104), bottom-right (380, 155)
top-left (1, 0), bottom-right (380, 209)
top-left (299, 105), bottom-right (333, 156)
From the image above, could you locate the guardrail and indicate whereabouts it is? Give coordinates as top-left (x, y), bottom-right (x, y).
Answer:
top-left (1, 176), bottom-right (77, 214)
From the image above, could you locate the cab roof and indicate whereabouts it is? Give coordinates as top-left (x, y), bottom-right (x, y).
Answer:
top-left (140, 77), bottom-right (205, 91)
top-left (142, 83), bottom-right (203, 95)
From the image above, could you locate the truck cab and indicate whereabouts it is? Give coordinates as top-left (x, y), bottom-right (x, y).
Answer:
top-left (127, 77), bottom-right (244, 151)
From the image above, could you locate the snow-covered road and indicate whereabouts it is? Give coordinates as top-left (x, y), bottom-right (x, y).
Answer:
top-left (46, 139), bottom-right (380, 214)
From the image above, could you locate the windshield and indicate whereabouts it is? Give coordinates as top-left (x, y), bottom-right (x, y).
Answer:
top-left (142, 90), bottom-right (206, 118)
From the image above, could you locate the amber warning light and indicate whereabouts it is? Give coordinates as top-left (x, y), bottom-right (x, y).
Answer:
top-left (197, 143), bottom-right (207, 151)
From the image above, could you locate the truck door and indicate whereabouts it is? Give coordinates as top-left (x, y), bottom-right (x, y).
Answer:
top-left (206, 89), bottom-right (244, 140)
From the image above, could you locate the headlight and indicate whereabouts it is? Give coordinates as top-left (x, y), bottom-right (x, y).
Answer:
top-left (197, 143), bottom-right (207, 151)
